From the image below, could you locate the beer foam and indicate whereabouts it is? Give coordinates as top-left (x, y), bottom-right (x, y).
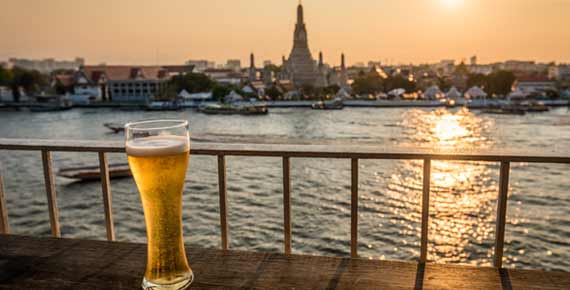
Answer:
top-left (126, 135), bottom-right (189, 157)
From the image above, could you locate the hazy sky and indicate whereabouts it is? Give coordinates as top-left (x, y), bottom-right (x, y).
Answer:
top-left (1, 0), bottom-right (569, 66)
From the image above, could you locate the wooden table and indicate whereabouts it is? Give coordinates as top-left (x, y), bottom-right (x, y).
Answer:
top-left (0, 235), bottom-right (568, 290)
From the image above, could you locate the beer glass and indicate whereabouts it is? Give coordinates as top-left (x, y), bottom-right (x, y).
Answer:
top-left (125, 120), bottom-right (193, 290)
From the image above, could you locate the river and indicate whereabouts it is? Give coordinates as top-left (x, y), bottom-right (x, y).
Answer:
top-left (0, 107), bottom-right (569, 271)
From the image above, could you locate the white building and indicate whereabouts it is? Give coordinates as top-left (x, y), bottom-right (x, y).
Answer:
top-left (186, 60), bottom-right (215, 73)
top-left (514, 77), bottom-right (556, 94)
top-left (548, 65), bottom-right (570, 80)
top-left (8, 57), bottom-right (84, 73)
top-left (500, 60), bottom-right (547, 73)
top-left (0, 86), bottom-right (13, 102)
top-left (225, 59), bottom-right (241, 72)
top-left (204, 68), bottom-right (242, 85)
top-left (469, 65), bottom-right (494, 75)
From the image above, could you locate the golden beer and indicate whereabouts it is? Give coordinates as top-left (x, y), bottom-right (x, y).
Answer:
top-left (126, 134), bottom-right (193, 290)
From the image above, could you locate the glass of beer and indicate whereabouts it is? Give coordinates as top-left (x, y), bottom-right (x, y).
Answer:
top-left (125, 120), bottom-right (193, 290)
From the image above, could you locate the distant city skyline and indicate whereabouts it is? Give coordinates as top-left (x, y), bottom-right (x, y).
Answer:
top-left (1, 0), bottom-right (570, 66)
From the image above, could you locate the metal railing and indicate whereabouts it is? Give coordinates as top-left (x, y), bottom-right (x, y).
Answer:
top-left (1, 138), bottom-right (569, 268)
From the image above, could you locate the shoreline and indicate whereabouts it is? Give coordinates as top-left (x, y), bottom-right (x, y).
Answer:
top-left (1, 99), bottom-right (569, 110)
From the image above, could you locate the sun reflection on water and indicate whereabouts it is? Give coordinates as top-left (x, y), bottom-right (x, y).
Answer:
top-left (386, 108), bottom-right (499, 265)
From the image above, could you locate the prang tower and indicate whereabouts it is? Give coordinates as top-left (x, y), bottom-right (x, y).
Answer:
top-left (283, 2), bottom-right (323, 88)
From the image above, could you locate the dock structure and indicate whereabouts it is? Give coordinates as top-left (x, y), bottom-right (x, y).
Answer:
top-left (0, 138), bottom-right (569, 289)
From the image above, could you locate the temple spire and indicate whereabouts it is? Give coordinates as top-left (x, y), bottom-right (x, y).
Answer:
top-left (341, 53), bottom-right (346, 70)
top-left (250, 52), bottom-right (255, 68)
top-left (297, 1), bottom-right (304, 24)
top-left (319, 51), bottom-right (323, 67)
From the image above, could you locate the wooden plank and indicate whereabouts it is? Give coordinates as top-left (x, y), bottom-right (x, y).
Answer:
top-left (218, 155), bottom-right (229, 250)
top-left (420, 159), bottom-right (431, 263)
top-left (41, 150), bottom-right (60, 237)
top-left (282, 156), bottom-right (292, 255)
top-left (494, 161), bottom-right (510, 268)
top-left (350, 158), bottom-right (358, 258)
top-left (1, 138), bottom-right (570, 163)
top-left (0, 235), bottom-right (569, 290)
top-left (98, 152), bottom-right (115, 241)
top-left (0, 173), bottom-right (9, 234)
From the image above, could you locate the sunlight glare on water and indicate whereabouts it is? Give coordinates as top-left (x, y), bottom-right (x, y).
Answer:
top-left (391, 108), bottom-right (497, 265)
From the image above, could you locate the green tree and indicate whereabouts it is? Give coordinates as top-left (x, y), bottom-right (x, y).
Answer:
top-left (384, 75), bottom-right (416, 93)
top-left (0, 66), bottom-right (13, 86)
top-left (10, 67), bottom-right (49, 102)
top-left (486, 70), bottom-right (516, 96)
top-left (169, 73), bottom-right (215, 93)
top-left (352, 75), bottom-right (383, 94)
top-left (467, 73), bottom-right (487, 88)
top-left (265, 86), bottom-right (282, 100)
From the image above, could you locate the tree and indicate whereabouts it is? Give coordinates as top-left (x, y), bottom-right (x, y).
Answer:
top-left (265, 86), bottom-right (282, 100)
top-left (486, 70), bottom-right (516, 96)
top-left (384, 75), bottom-right (416, 93)
top-left (10, 67), bottom-right (49, 102)
top-left (352, 75), bottom-right (383, 95)
top-left (0, 66), bottom-right (13, 86)
top-left (467, 73), bottom-right (487, 88)
top-left (169, 73), bottom-right (215, 94)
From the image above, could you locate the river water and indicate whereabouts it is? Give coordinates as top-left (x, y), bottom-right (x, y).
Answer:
top-left (1, 107), bottom-right (569, 271)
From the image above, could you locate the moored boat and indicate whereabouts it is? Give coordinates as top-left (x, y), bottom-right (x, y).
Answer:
top-left (57, 163), bottom-right (131, 181)
top-left (311, 98), bottom-right (344, 110)
top-left (103, 123), bottom-right (125, 133)
top-left (197, 103), bottom-right (268, 115)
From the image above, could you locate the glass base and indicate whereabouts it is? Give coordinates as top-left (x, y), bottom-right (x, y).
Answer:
top-left (142, 272), bottom-right (193, 290)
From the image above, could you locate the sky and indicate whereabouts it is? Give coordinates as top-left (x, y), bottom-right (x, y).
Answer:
top-left (1, 0), bottom-right (570, 66)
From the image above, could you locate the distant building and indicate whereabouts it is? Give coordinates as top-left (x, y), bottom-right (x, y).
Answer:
top-left (435, 59), bottom-right (455, 75)
top-left (368, 61), bottom-right (382, 68)
top-left (186, 60), bottom-right (215, 73)
top-left (248, 53), bottom-right (257, 82)
top-left (470, 55), bottom-right (477, 66)
top-left (76, 65), bottom-right (192, 102)
top-left (514, 76), bottom-right (556, 94)
top-left (0, 86), bottom-right (13, 102)
top-left (226, 59), bottom-right (241, 72)
top-left (501, 60), bottom-right (547, 73)
top-left (8, 57), bottom-right (84, 73)
top-left (203, 68), bottom-right (242, 85)
top-left (263, 60), bottom-right (273, 67)
top-left (469, 65), bottom-right (494, 75)
top-left (281, 3), bottom-right (325, 88)
top-left (549, 65), bottom-right (570, 80)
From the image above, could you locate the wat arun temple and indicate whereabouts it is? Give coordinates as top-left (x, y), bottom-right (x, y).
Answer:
top-left (279, 3), bottom-right (348, 89)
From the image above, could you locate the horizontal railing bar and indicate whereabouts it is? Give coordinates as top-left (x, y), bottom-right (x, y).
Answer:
top-left (1, 138), bottom-right (570, 163)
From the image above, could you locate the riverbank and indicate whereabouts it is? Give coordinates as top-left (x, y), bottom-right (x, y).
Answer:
top-left (2, 99), bottom-right (569, 110)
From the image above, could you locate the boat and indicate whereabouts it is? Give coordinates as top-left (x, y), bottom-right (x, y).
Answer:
top-left (104, 123), bottom-right (125, 133)
top-left (145, 100), bottom-right (182, 111)
top-left (197, 103), bottom-right (268, 115)
top-left (520, 101), bottom-right (550, 113)
top-left (30, 95), bottom-right (73, 112)
top-left (311, 98), bottom-right (344, 110)
top-left (57, 163), bottom-right (131, 181)
top-left (482, 105), bottom-right (526, 115)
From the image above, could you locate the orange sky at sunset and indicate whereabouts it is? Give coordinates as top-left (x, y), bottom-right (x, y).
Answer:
top-left (1, 0), bottom-right (569, 66)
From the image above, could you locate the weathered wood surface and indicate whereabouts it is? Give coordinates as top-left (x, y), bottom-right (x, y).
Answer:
top-left (1, 138), bottom-right (570, 163)
top-left (0, 235), bottom-right (568, 290)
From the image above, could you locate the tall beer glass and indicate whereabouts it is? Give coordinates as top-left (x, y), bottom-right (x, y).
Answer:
top-left (125, 120), bottom-right (193, 290)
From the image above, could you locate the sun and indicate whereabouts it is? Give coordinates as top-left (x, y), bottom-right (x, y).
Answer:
top-left (441, 0), bottom-right (463, 8)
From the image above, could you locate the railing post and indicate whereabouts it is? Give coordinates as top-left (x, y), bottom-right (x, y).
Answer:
top-left (494, 161), bottom-right (510, 268)
top-left (218, 155), bottom-right (229, 250)
top-left (420, 159), bottom-right (431, 263)
top-left (98, 152), bottom-right (115, 241)
top-left (350, 158), bottom-right (358, 258)
top-left (283, 156), bottom-right (292, 254)
top-left (41, 150), bottom-right (61, 237)
top-left (0, 173), bottom-right (9, 234)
